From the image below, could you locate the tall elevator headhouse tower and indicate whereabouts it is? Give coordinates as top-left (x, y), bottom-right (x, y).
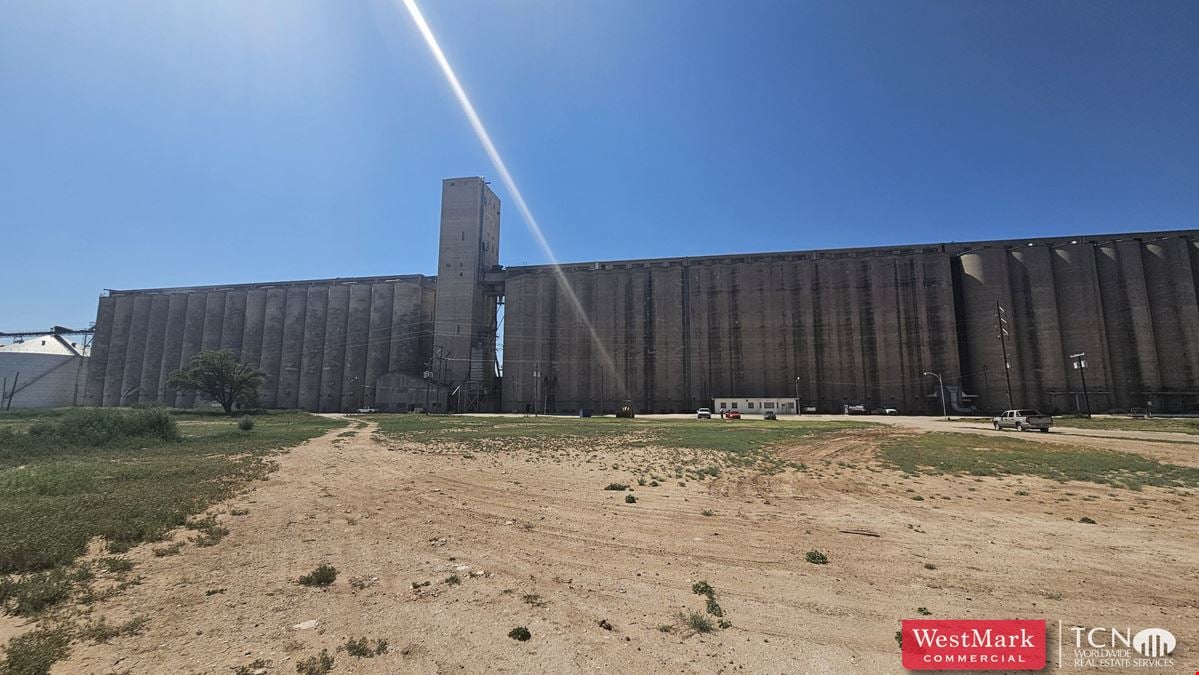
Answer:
top-left (432, 177), bottom-right (501, 409)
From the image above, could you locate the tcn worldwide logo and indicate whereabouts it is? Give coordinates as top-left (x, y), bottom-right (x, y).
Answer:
top-left (901, 619), bottom-right (1047, 670)
top-left (1062, 623), bottom-right (1177, 670)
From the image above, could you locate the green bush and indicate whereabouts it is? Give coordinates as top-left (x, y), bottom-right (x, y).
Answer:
top-left (238, 417), bottom-right (255, 432)
top-left (0, 568), bottom-right (77, 616)
top-left (295, 649), bottom-right (334, 675)
top-left (679, 610), bottom-right (713, 633)
top-left (805, 549), bottom-right (829, 565)
top-left (19, 408), bottom-right (179, 447)
top-left (344, 637), bottom-right (388, 658)
top-left (298, 564), bottom-right (337, 587)
top-left (0, 626), bottom-right (70, 674)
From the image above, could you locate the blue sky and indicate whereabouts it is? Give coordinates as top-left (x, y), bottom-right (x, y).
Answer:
top-left (2, 0), bottom-right (1197, 329)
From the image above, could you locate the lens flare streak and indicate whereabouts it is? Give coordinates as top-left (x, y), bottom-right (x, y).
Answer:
top-left (399, 0), bottom-right (623, 395)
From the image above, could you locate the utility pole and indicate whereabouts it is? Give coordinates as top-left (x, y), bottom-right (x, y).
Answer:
top-left (424, 345), bottom-right (445, 414)
top-left (996, 302), bottom-right (1014, 409)
top-left (1069, 352), bottom-right (1091, 418)
top-left (532, 365), bottom-right (541, 417)
top-left (423, 360), bottom-right (433, 414)
top-left (923, 371), bottom-right (947, 420)
top-left (795, 376), bottom-right (801, 415)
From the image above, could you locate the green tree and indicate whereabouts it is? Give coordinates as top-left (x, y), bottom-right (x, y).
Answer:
top-left (167, 349), bottom-right (265, 415)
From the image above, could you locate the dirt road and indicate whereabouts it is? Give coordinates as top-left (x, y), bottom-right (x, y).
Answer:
top-left (52, 417), bottom-right (1198, 674)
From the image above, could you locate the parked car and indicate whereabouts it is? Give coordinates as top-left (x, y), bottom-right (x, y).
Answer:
top-left (869, 407), bottom-right (899, 415)
top-left (356, 407), bottom-right (378, 414)
top-left (763, 410), bottom-right (777, 420)
top-left (993, 409), bottom-right (1053, 432)
top-left (697, 407), bottom-right (712, 419)
top-left (722, 409), bottom-right (742, 420)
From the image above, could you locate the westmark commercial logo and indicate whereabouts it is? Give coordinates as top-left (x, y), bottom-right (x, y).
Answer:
top-left (901, 619), bottom-right (1047, 670)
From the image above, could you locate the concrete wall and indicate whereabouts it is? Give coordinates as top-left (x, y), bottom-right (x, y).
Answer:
top-left (0, 353), bottom-right (88, 409)
top-left (502, 246), bottom-right (960, 414)
top-left (504, 231), bottom-right (1199, 415)
top-left (431, 177), bottom-right (500, 400)
top-left (84, 227), bottom-right (1199, 416)
top-left (955, 233), bottom-right (1199, 413)
top-left (82, 275), bottom-right (435, 412)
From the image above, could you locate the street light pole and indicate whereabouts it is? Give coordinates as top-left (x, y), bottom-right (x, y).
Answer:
top-left (923, 371), bottom-right (947, 420)
top-left (795, 376), bottom-right (801, 415)
top-left (1069, 352), bottom-right (1091, 419)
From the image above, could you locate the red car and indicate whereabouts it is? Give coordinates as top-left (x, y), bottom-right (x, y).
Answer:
top-left (721, 409), bottom-right (742, 420)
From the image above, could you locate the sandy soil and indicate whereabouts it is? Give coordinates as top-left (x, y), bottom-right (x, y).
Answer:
top-left (39, 417), bottom-right (1199, 674)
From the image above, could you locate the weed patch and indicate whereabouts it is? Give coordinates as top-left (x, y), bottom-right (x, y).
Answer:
top-left (679, 610), bottom-right (713, 634)
top-left (152, 542), bottom-right (184, 557)
top-left (0, 626), bottom-right (71, 674)
top-left (98, 557), bottom-right (133, 574)
top-left (0, 410), bottom-right (341, 574)
top-left (297, 564), bottom-right (337, 587)
top-left (295, 649), bottom-right (334, 675)
top-left (522, 593), bottom-right (547, 608)
top-left (78, 615), bottom-right (150, 643)
top-left (343, 637), bottom-right (388, 658)
top-left (879, 433), bottom-right (1199, 490)
top-left (0, 568), bottom-right (80, 616)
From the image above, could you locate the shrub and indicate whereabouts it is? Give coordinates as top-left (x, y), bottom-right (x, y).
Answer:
top-left (99, 557), bottom-right (134, 573)
top-left (152, 543), bottom-right (184, 557)
top-left (604, 483), bottom-right (629, 491)
top-left (295, 649), bottom-right (334, 675)
top-left (805, 549), bottom-right (829, 565)
top-left (344, 637), bottom-right (388, 658)
top-left (625, 494), bottom-right (637, 504)
top-left (508, 626), bottom-right (531, 641)
top-left (1079, 516), bottom-right (1097, 524)
top-left (20, 407), bottom-right (179, 447)
top-left (297, 564), bottom-right (337, 587)
top-left (79, 615), bottom-right (149, 643)
top-left (0, 626), bottom-right (71, 674)
top-left (0, 568), bottom-right (75, 616)
top-left (917, 607), bottom-right (931, 616)
top-left (679, 610), bottom-right (713, 633)
top-left (445, 574), bottom-right (461, 586)
top-left (238, 417), bottom-right (255, 432)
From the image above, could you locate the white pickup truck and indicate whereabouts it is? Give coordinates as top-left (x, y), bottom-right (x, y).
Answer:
top-left (993, 409), bottom-right (1053, 432)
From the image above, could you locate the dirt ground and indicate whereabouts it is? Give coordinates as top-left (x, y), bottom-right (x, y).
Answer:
top-left (38, 416), bottom-right (1199, 674)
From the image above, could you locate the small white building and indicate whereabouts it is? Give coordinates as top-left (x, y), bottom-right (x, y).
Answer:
top-left (713, 397), bottom-right (798, 415)
top-left (0, 334), bottom-right (89, 409)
